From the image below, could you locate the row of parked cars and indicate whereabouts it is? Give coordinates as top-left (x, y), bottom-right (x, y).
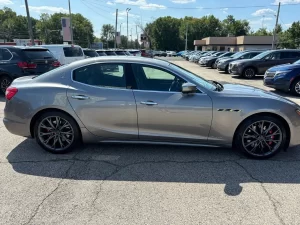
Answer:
top-left (0, 45), bottom-right (145, 94)
top-left (182, 49), bottom-right (300, 96)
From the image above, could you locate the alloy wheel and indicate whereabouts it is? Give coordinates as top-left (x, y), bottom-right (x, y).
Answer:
top-left (295, 81), bottom-right (300, 94)
top-left (244, 68), bottom-right (255, 78)
top-left (0, 78), bottom-right (11, 93)
top-left (37, 116), bottom-right (74, 151)
top-left (242, 120), bottom-right (282, 157)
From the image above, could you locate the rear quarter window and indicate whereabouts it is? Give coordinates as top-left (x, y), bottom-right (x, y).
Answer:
top-left (63, 47), bottom-right (83, 57)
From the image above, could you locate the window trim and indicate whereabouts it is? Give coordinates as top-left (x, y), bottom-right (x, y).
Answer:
top-left (130, 63), bottom-right (205, 94)
top-left (71, 62), bottom-right (130, 90)
top-left (0, 48), bottom-right (13, 61)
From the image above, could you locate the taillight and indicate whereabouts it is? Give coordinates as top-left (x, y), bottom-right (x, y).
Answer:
top-left (17, 62), bottom-right (37, 69)
top-left (52, 61), bottom-right (61, 67)
top-left (5, 87), bottom-right (18, 100)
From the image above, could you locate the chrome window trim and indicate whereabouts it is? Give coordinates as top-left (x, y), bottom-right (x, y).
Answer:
top-left (69, 60), bottom-right (209, 94)
top-left (0, 48), bottom-right (13, 61)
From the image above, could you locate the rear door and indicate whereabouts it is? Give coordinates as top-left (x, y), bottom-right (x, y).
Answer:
top-left (63, 46), bottom-right (85, 64)
top-left (67, 62), bottom-right (138, 140)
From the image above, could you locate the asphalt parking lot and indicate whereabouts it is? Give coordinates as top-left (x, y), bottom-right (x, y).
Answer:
top-left (1, 58), bottom-right (300, 225)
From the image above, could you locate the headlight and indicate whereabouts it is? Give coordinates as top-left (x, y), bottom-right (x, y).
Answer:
top-left (275, 70), bottom-right (292, 77)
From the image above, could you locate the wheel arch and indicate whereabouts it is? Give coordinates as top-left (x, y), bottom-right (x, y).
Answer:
top-left (289, 75), bottom-right (300, 90)
top-left (30, 108), bottom-right (82, 140)
top-left (232, 112), bottom-right (291, 149)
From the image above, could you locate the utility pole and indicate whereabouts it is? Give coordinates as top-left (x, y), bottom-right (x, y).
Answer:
top-left (272, 2), bottom-right (281, 50)
top-left (126, 8), bottom-right (131, 48)
top-left (114, 9), bottom-right (118, 49)
top-left (120, 23), bottom-right (122, 35)
top-left (68, 0), bottom-right (74, 44)
top-left (24, 0), bottom-right (35, 45)
top-left (136, 25), bottom-right (138, 48)
top-left (185, 23), bottom-right (188, 51)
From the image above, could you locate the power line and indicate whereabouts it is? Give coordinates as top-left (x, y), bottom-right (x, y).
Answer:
top-left (80, 0), bottom-right (112, 21)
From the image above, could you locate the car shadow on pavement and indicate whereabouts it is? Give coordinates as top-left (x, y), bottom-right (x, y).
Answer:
top-left (0, 95), bottom-right (5, 102)
top-left (231, 75), bottom-right (264, 80)
top-left (7, 139), bottom-right (300, 196)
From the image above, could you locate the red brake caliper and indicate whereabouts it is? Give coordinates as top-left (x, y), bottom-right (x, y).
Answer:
top-left (268, 130), bottom-right (274, 145)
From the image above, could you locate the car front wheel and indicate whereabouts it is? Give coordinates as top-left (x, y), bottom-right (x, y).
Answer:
top-left (290, 78), bottom-right (300, 96)
top-left (234, 116), bottom-right (287, 159)
top-left (34, 111), bottom-right (81, 154)
top-left (242, 67), bottom-right (256, 78)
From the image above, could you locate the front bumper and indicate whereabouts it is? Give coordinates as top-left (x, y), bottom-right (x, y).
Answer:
top-left (263, 77), bottom-right (291, 92)
top-left (229, 66), bottom-right (243, 75)
top-left (217, 63), bottom-right (227, 71)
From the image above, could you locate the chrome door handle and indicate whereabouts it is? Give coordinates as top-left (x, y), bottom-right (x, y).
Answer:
top-left (71, 95), bottom-right (90, 100)
top-left (141, 101), bottom-right (158, 106)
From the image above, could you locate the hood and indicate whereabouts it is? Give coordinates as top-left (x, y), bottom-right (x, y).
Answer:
top-left (267, 63), bottom-right (300, 72)
top-left (220, 83), bottom-right (298, 106)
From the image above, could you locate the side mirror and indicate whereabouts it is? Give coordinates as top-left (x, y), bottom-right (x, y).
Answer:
top-left (182, 83), bottom-right (197, 94)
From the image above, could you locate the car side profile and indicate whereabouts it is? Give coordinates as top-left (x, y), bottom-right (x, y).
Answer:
top-left (4, 57), bottom-right (300, 159)
top-left (229, 49), bottom-right (300, 78)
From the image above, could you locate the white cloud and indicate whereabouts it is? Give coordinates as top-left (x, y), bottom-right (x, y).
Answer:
top-left (106, 1), bottom-right (115, 5)
top-left (114, 10), bottom-right (140, 18)
top-left (170, 0), bottom-right (196, 4)
top-left (0, 0), bottom-right (13, 5)
top-left (20, 5), bottom-right (68, 14)
top-left (252, 8), bottom-right (276, 16)
top-left (263, 17), bottom-right (274, 21)
top-left (272, 0), bottom-right (300, 5)
top-left (113, 0), bottom-right (166, 10)
top-left (140, 3), bottom-right (166, 10)
top-left (221, 8), bottom-right (228, 14)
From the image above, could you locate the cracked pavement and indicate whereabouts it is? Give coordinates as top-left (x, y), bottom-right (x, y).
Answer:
top-left (1, 59), bottom-right (300, 224)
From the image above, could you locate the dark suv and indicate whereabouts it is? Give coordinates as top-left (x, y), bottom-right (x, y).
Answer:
top-left (229, 49), bottom-right (300, 78)
top-left (0, 46), bottom-right (60, 94)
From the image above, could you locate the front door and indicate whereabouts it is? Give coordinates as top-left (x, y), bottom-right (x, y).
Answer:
top-left (67, 63), bottom-right (138, 140)
top-left (131, 64), bottom-right (213, 144)
top-left (257, 51), bottom-right (281, 74)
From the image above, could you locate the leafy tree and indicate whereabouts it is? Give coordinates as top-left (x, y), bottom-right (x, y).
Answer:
top-left (222, 15), bottom-right (250, 36)
top-left (278, 22), bottom-right (300, 49)
top-left (251, 28), bottom-right (273, 36)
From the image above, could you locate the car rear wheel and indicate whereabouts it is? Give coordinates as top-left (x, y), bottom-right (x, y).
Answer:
top-left (0, 75), bottom-right (12, 94)
top-left (234, 116), bottom-right (287, 159)
top-left (242, 67), bottom-right (256, 79)
top-left (34, 111), bottom-right (80, 154)
top-left (290, 78), bottom-right (300, 96)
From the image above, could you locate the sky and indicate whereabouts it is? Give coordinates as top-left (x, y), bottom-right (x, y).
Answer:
top-left (1, 0), bottom-right (300, 38)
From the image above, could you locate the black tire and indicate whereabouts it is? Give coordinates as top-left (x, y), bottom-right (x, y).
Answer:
top-left (234, 115), bottom-right (287, 159)
top-left (34, 111), bottom-right (81, 154)
top-left (242, 67), bottom-right (256, 79)
top-left (225, 65), bottom-right (229, 74)
top-left (0, 75), bottom-right (12, 94)
top-left (290, 78), bottom-right (300, 96)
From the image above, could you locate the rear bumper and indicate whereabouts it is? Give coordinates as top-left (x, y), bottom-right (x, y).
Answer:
top-left (3, 117), bottom-right (31, 137)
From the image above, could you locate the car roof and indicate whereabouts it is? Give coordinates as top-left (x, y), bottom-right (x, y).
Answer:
top-left (68, 56), bottom-right (169, 68)
top-left (1, 46), bottom-right (49, 50)
top-left (40, 44), bottom-right (81, 47)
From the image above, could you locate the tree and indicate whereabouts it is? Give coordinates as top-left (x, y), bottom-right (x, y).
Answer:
top-left (251, 28), bottom-right (273, 36)
top-left (222, 15), bottom-right (250, 36)
top-left (278, 22), bottom-right (300, 49)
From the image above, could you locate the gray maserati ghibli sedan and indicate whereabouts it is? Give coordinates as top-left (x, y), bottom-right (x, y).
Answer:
top-left (3, 57), bottom-right (300, 159)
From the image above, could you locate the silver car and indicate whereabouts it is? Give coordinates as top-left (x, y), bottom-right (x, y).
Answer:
top-left (3, 57), bottom-right (300, 159)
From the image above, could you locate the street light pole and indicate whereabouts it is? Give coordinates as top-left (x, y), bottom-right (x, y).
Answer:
top-left (120, 23), bottom-right (123, 35)
top-left (68, 0), bottom-right (74, 44)
top-left (126, 8), bottom-right (131, 48)
top-left (24, 0), bottom-right (35, 45)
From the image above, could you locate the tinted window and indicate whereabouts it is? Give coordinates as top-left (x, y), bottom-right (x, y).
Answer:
top-left (115, 51), bottom-right (126, 55)
top-left (63, 47), bottom-right (83, 57)
top-left (22, 49), bottom-right (55, 59)
top-left (249, 52), bottom-right (261, 58)
top-left (83, 50), bottom-right (99, 57)
top-left (0, 48), bottom-right (13, 60)
top-left (106, 51), bottom-right (117, 56)
top-left (265, 52), bottom-right (280, 60)
top-left (73, 63), bottom-right (126, 89)
top-left (131, 64), bottom-right (186, 92)
top-left (239, 53), bottom-right (252, 59)
top-left (281, 51), bottom-right (300, 59)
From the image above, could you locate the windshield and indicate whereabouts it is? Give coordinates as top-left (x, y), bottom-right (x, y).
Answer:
top-left (232, 52), bottom-right (246, 59)
top-left (169, 63), bottom-right (216, 91)
top-left (23, 49), bottom-right (55, 59)
top-left (63, 47), bottom-right (83, 57)
top-left (83, 50), bottom-right (98, 57)
top-left (252, 50), bottom-right (272, 59)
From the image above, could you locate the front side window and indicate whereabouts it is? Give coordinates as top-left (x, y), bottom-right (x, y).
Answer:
top-left (63, 47), bottom-right (83, 57)
top-left (265, 52), bottom-right (281, 60)
top-left (73, 63), bottom-right (126, 89)
top-left (131, 64), bottom-right (186, 92)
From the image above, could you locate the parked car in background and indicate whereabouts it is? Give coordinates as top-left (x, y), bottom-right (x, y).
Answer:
top-left (114, 50), bottom-right (127, 56)
top-left (104, 50), bottom-right (117, 56)
top-left (217, 50), bottom-right (262, 73)
top-left (176, 51), bottom-right (186, 56)
top-left (208, 52), bottom-right (236, 68)
top-left (167, 51), bottom-right (177, 57)
top-left (4, 56), bottom-right (300, 159)
top-left (128, 50), bottom-right (141, 56)
top-left (191, 52), bottom-right (207, 62)
top-left (83, 48), bottom-right (99, 58)
top-left (264, 59), bottom-right (300, 95)
top-left (141, 49), bottom-right (154, 58)
top-left (229, 49), bottom-right (300, 78)
top-left (95, 50), bottom-right (107, 56)
top-left (199, 52), bottom-right (225, 66)
top-left (0, 46), bottom-right (61, 94)
top-left (40, 44), bottom-right (84, 65)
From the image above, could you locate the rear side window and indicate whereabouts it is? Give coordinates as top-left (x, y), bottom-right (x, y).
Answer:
top-left (0, 48), bottom-right (13, 60)
top-left (63, 47), bottom-right (83, 57)
top-left (22, 49), bottom-right (55, 59)
top-left (73, 63), bottom-right (126, 89)
top-left (281, 51), bottom-right (300, 59)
